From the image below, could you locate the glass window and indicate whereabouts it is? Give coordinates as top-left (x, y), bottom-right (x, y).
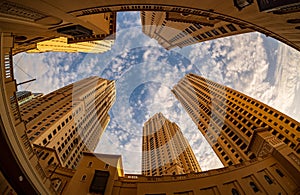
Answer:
top-left (264, 175), bottom-right (273, 184)
top-left (250, 182), bottom-right (259, 192)
top-left (231, 188), bottom-right (239, 195)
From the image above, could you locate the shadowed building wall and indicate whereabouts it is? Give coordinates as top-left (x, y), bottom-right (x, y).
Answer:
top-left (141, 11), bottom-right (253, 50)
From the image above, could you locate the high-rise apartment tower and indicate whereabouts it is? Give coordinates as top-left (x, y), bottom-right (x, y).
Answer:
top-left (141, 11), bottom-right (252, 50)
top-left (142, 113), bottom-right (201, 176)
top-left (20, 76), bottom-right (116, 169)
top-left (27, 37), bottom-right (114, 53)
top-left (172, 73), bottom-right (300, 166)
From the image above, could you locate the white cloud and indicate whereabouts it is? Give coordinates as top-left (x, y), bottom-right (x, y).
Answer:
top-left (14, 12), bottom-right (299, 175)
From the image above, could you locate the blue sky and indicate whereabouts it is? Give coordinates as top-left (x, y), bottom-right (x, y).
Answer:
top-left (14, 12), bottom-right (300, 173)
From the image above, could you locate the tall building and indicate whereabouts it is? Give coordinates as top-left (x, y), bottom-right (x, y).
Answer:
top-left (16, 90), bottom-right (43, 106)
top-left (141, 11), bottom-right (253, 49)
top-left (26, 37), bottom-right (114, 53)
top-left (0, 1), bottom-right (116, 54)
top-left (172, 73), bottom-right (300, 166)
top-left (142, 113), bottom-right (201, 176)
top-left (19, 76), bottom-right (116, 169)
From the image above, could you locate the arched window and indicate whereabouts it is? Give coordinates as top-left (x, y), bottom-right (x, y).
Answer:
top-left (38, 151), bottom-right (44, 158)
top-left (81, 175), bottom-right (86, 181)
top-left (250, 182), bottom-right (259, 192)
top-left (42, 152), bottom-right (49, 160)
top-left (264, 175), bottom-right (273, 184)
top-left (231, 188), bottom-right (240, 195)
top-left (276, 169), bottom-right (284, 177)
top-left (47, 157), bottom-right (54, 165)
top-left (88, 161), bottom-right (92, 167)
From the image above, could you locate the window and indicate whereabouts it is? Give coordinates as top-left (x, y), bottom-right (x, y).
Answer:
top-left (81, 175), bottom-right (87, 181)
top-left (218, 27), bottom-right (228, 34)
top-left (48, 157), bottom-right (54, 165)
top-left (264, 175), bottom-right (273, 184)
top-left (211, 29), bottom-right (220, 35)
top-left (194, 23), bottom-right (202, 29)
top-left (34, 132), bottom-right (40, 136)
top-left (88, 161), bottom-right (93, 167)
top-left (276, 169), bottom-right (284, 177)
top-left (231, 188), bottom-right (240, 195)
top-left (53, 129), bottom-right (57, 135)
top-left (227, 24), bottom-right (237, 31)
top-left (250, 182), bottom-right (259, 192)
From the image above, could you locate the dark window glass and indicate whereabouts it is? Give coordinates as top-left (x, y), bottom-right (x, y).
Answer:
top-left (227, 24), bottom-right (237, 31)
top-left (219, 27), bottom-right (228, 34)
top-left (250, 182), bottom-right (259, 192)
top-left (232, 188), bottom-right (239, 195)
top-left (276, 169), bottom-right (284, 177)
top-left (264, 175), bottom-right (273, 184)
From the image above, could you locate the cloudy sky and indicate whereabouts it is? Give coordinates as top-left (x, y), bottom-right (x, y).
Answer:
top-left (14, 12), bottom-right (300, 173)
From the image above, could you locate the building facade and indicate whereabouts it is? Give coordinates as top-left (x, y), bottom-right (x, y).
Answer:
top-left (49, 126), bottom-right (300, 195)
top-left (141, 11), bottom-right (253, 49)
top-left (172, 73), bottom-right (300, 166)
top-left (16, 90), bottom-right (43, 106)
top-left (142, 113), bottom-right (201, 176)
top-left (19, 76), bottom-right (116, 169)
top-left (0, 1), bottom-right (116, 54)
top-left (26, 37), bottom-right (114, 53)
top-left (1, 0), bottom-right (300, 54)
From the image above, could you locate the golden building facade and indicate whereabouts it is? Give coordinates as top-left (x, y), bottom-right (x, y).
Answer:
top-left (26, 37), bottom-right (114, 53)
top-left (0, 1), bottom-right (116, 54)
top-left (141, 11), bottom-right (253, 49)
top-left (1, 0), bottom-right (300, 53)
top-left (52, 127), bottom-right (300, 195)
top-left (172, 73), bottom-right (300, 166)
top-left (19, 76), bottom-right (116, 169)
top-left (63, 152), bottom-right (124, 195)
top-left (142, 113), bottom-right (201, 176)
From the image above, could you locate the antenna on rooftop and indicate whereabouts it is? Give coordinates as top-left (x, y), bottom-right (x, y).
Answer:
top-left (17, 78), bottom-right (36, 86)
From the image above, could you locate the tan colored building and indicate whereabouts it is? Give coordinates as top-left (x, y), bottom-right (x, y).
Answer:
top-left (172, 73), bottom-right (300, 166)
top-left (48, 126), bottom-right (300, 195)
top-left (142, 113), bottom-right (201, 176)
top-left (1, 0), bottom-right (300, 53)
top-left (0, 1), bottom-right (116, 54)
top-left (141, 11), bottom-right (253, 49)
top-left (1, 1), bottom-right (300, 194)
top-left (63, 152), bottom-right (124, 195)
top-left (16, 90), bottom-right (43, 106)
top-left (26, 37), bottom-right (114, 53)
top-left (19, 76), bottom-right (116, 169)
top-left (112, 127), bottom-right (300, 195)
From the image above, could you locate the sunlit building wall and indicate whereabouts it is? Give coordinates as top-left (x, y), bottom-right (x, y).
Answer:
top-left (172, 73), bottom-right (300, 166)
top-left (26, 37), bottom-right (114, 53)
top-left (19, 76), bottom-right (116, 169)
top-left (62, 152), bottom-right (124, 195)
top-left (16, 90), bottom-right (43, 106)
top-left (142, 113), bottom-right (201, 176)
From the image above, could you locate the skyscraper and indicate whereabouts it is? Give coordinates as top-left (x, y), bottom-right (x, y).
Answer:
top-left (20, 76), bottom-right (116, 169)
top-left (172, 73), bottom-right (300, 166)
top-left (26, 37), bottom-right (114, 53)
top-left (16, 90), bottom-right (43, 106)
top-left (141, 11), bottom-right (252, 50)
top-left (142, 112), bottom-right (201, 176)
